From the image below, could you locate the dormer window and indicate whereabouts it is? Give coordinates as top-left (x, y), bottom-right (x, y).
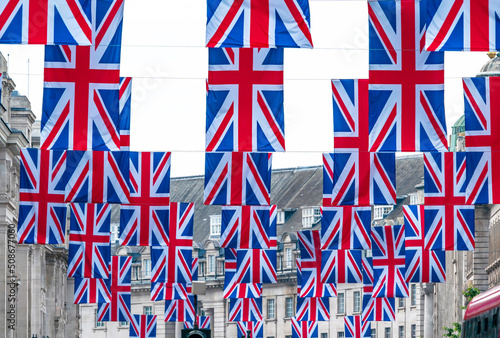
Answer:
top-left (277, 210), bottom-right (285, 225)
top-left (373, 205), bottom-right (394, 220)
top-left (302, 207), bottom-right (320, 228)
top-left (409, 193), bottom-right (418, 205)
top-left (210, 215), bottom-right (221, 236)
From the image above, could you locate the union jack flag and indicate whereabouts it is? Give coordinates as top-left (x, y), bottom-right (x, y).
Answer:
top-left (320, 206), bottom-right (371, 250)
top-left (424, 205), bottom-right (475, 251)
top-left (371, 224), bottom-right (408, 298)
top-left (206, 0), bottom-right (313, 48)
top-left (119, 77), bottom-right (132, 150)
top-left (18, 148), bottom-right (67, 244)
top-left (192, 257), bottom-right (199, 282)
top-left (296, 258), bottom-right (337, 298)
top-left (426, 0), bottom-right (500, 51)
top-left (184, 316), bottom-right (211, 329)
top-left (235, 248), bottom-right (277, 283)
top-left (130, 315), bottom-right (157, 338)
top-left (297, 231), bottom-right (324, 297)
top-left (291, 318), bottom-right (318, 338)
top-left (165, 295), bottom-right (195, 322)
top-left (237, 321), bottom-right (264, 338)
top-left (321, 249), bottom-right (363, 284)
top-left (221, 205), bottom-right (277, 249)
top-left (332, 79), bottom-right (369, 151)
top-left (465, 151), bottom-right (500, 204)
top-left (404, 205), bottom-right (429, 250)
top-left (368, 0), bottom-right (447, 152)
top-left (361, 291), bottom-right (396, 322)
top-left (151, 246), bottom-right (192, 284)
top-left (322, 152), bottom-right (396, 206)
top-left (97, 256), bottom-right (132, 322)
top-left (68, 203), bottom-right (111, 279)
top-left (362, 256), bottom-right (374, 289)
top-left (41, 0), bottom-right (124, 151)
top-left (424, 152), bottom-right (467, 205)
top-left (224, 248), bottom-right (262, 298)
top-left (204, 152), bottom-right (272, 206)
top-left (464, 77), bottom-right (500, 151)
top-left (73, 278), bottom-right (110, 304)
top-left (207, 48), bottom-right (284, 152)
top-left (0, 0), bottom-right (92, 44)
top-left (150, 282), bottom-right (191, 301)
top-left (344, 316), bottom-right (371, 338)
top-left (229, 298), bottom-right (263, 322)
top-left (405, 248), bottom-right (446, 283)
top-left (65, 150), bottom-right (130, 204)
top-left (120, 152), bottom-right (171, 246)
top-left (295, 297), bottom-right (330, 322)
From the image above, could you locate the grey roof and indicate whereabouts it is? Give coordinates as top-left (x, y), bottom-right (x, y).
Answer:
top-left (395, 154), bottom-right (424, 198)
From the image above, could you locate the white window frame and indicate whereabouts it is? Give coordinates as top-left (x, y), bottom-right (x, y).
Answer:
top-left (399, 326), bottom-right (405, 338)
top-left (411, 324), bottom-right (416, 338)
top-left (210, 215), bottom-right (221, 236)
top-left (285, 248), bottom-right (293, 269)
top-left (143, 259), bottom-right (151, 278)
top-left (353, 291), bottom-right (361, 313)
top-left (208, 255), bottom-right (215, 274)
top-left (144, 306), bottom-right (153, 315)
top-left (285, 297), bottom-right (294, 318)
top-left (337, 293), bottom-right (345, 314)
top-left (267, 299), bottom-right (275, 319)
top-left (409, 193), bottom-right (418, 205)
top-left (302, 207), bottom-right (320, 228)
top-left (411, 284), bottom-right (417, 306)
top-left (385, 328), bottom-right (391, 338)
top-left (277, 210), bottom-right (285, 224)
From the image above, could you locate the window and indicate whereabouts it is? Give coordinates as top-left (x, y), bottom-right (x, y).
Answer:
top-left (144, 306), bottom-right (153, 315)
top-left (373, 205), bottom-right (394, 220)
top-left (285, 248), bottom-right (293, 269)
top-left (210, 215), bottom-right (221, 236)
top-left (399, 326), bottom-right (405, 338)
top-left (354, 291), bottom-right (361, 313)
top-left (338, 333), bottom-right (345, 338)
top-left (371, 329), bottom-right (376, 338)
top-left (208, 255), bottom-right (215, 274)
top-left (385, 328), bottom-right (391, 338)
top-left (286, 297), bottom-right (294, 318)
top-left (143, 259), bottom-right (151, 278)
top-left (411, 284), bottom-right (417, 306)
top-left (267, 299), bottom-right (275, 319)
top-left (120, 321), bottom-right (128, 327)
top-left (110, 224), bottom-right (119, 243)
top-left (95, 309), bottom-right (104, 328)
top-left (398, 298), bottom-right (405, 308)
top-left (302, 207), bottom-right (320, 228)
top-left (286, 336), bottom-right (292, 338)
top-left (132, 265), bottom-right (140, 280)
top-left (321, 334), bottom-right (328, 338)
top-left (409, 194), bottom-right (418, 205)
top-left (277, 211), bottom-right (285, 224)
top-left (338, 293), bottom-right (345, 314)
top-left (411, 324), bottom-right (416, 338)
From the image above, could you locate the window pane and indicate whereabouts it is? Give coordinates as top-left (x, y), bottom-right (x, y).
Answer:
top-left (411, 284), bottom-right (417, 306)
top-left (267, 299), bottom-right (275, 319)
top-left (399, 326), bottom-right (404, 338)
top-left (338, 333), bottom-right (345, 338)
top-left (286, 297), bottom-right (294, 318)
top-left (143, 259), bottom-right (151, 278)
top-left (411, 324), bottom-right (416, 338)
top-left (144, 306), bottom-right (153, 315)
top-left (338, 294), bottom-right (345, 314)
top-left (385, 328), bottom-right (391, 338)
top-left (354, 291), bottom-right (360, 312)
top-left (371, 329), bottom-right (376, 338)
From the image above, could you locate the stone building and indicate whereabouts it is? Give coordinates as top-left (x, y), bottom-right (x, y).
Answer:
top-left (0, 51), bottom-right (78, 338)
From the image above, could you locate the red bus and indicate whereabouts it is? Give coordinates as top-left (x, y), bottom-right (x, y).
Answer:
top-left (462, 284), bottom-right (500, 337)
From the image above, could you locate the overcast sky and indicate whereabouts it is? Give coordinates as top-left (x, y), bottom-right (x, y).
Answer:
top-left (0, 0), bottom-right (490, 177)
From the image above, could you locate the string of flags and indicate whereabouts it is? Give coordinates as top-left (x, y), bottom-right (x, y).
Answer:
top-left (7, 0), bottom-right (500, 337)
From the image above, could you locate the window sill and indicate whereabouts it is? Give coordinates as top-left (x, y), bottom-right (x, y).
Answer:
top-left (266, 318), bottom-right (277, 322)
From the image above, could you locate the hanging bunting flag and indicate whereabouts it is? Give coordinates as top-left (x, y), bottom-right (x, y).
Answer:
top-left (150, 282), bottom-right (191, 301)
top-left (234, 248), bottom-right (277, 283)
top-left (424, 152), bottom-right (467, 205)
top-left (466, 151), bottom-right (500, 204)
top-left (463, 76), bottom-right (500, 151)
top-left (0, 0), bottom-right (92, 45)
top-left (221, 205), bottom-right (277, 249)
top-left (119, 77), bottom-right (132, 150)
top-left (332, 79), bottom-right (369, 152)
top-left (65, 150), bottom-right (130, 204)
top-left (371, 224), bottom-right (409, 298)
top-left (362, 256), bottom-right (374, 289)
top-left (320, 206), bottom-right (371, 250)
top-left (41, 0), bottom-right (124, 151)
top-left (184, 316), bottom-right (211, 329)
top-left (368, 0), bottom-right (447, 152)
top-left (322, 152), bottom-right (396, 206)
top-left (192, 257), bottom-right (199, 282)
top-left (237, 321), bottom-right (264, 338)
top-left (74, 278), bottom-right (111, 304)
top-left (361, 291), bottom-right (396, 322)
top-left (165, 295), bottom-right (196, 322)
top-left (204, 152), bottom-right (272, 206)
top-left (295, 297), bottom-right (330, 322)
top-left (291, 318), bottom-right (318, 338)
top-left (425, 205), bottom-right (475, 251)
top-left (120, 151), bottom-right (171, 246)
top-left (207, 48), bottom-right (285, 152)
top-left (18, 148), bottom-right (67, 244)
top-left (321, 249), bottom-right (363, 284)
top-left (228, 298), bottom-right (263, 322)
top-left (68, 203), bottom-right (111, 279)
top-left (405, 248), bottom-right (446, 283)
top-left (206, 0), bottom-right (313, 48)
top-left (426, 0), bottom-right (500, 51)
top-left (97, 256), bottom-right (132, 322)
top-left (344, 316), bottom-right (371, 338)
top-left (297, 259), bottom-right (337, 298)
top-left (130, 315), bottom-right (157, 338)
top-left (224, 248), bottom-right (262, 299)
